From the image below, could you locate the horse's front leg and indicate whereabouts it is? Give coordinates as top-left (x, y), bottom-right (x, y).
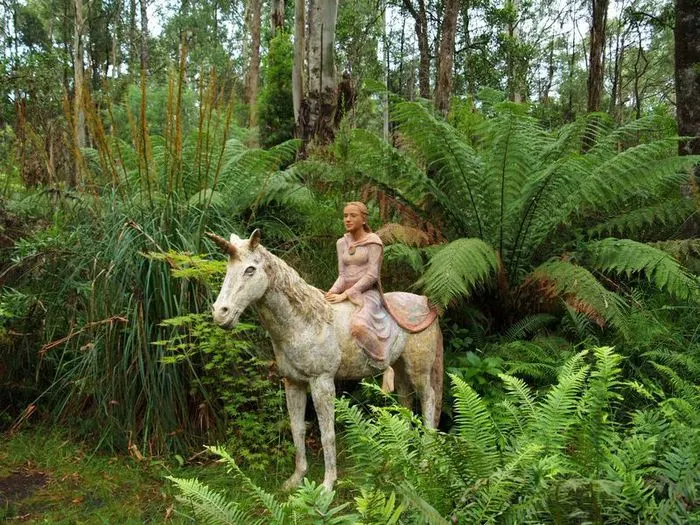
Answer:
top-left (282, 378), bottom-right (308, 491)
top-left (310, 374), bottom-right (337, 491)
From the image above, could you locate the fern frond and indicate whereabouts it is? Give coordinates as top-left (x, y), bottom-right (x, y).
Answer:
top-left (167, 476), bottom-right (258, 525)
top-left (466, 442), bottom-right (544, 523)
top-left (499, 373), bottom-right (537, 423)
top-left (397, 481), bottom-right (451, 525)
top-left (205, 446), bottom-right (286, 523)
top-left (588, 198), bottom-right (697, 238)
top-left (383, 243), bottom-right (426, 274)
top-left (393, 101), bottom-right (487, 237)
top-left (579, 238), bottom-right (700, 301)
top-left (479, 108), bottom-right (549, 248)
top-left (348, 128), bottom-right (434, 209)
top-left (523, 260), bottom-right (627, 328)
top-left (576, 141), bottom-right (698, 213)
top-left (532, 354), bottom-right (589, 453)
top-left (503, 314), bottom-right (557, 342)
top-left (418, 238), bottom-right (499, 307)
top-left (577, 347), bottom-right (624, 472)
top-left (449, 374), bottom-right (499, 478)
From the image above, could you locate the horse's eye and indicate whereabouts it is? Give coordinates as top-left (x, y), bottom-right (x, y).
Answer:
top-left (244, 266), bottom-right (256, 275)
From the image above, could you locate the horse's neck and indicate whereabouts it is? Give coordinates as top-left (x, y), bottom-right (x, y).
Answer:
top-left (254, 287), bottom-right (303, 342)
top-left (254, 250), bottom-right (331, 343)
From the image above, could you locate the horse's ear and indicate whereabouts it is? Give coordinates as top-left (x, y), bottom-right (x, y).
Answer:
top-left (249, 228), bottom-right (262, 250)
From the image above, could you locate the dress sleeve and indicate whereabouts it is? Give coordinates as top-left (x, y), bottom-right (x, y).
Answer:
top-left (345, 243), bottom-right (382, 305)
top-left (328, 238), bottom-right (347, 294)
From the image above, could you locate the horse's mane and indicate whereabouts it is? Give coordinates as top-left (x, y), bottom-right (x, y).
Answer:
top-left (261, 247), bottom-right (334, 324)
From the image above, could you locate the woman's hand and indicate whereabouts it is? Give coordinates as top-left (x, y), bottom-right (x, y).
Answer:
top-left (325, 292), bottom-right (347, 304)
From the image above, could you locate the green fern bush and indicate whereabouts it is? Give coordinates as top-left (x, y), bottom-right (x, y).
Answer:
top-left (335, 346), bottom-right (699, 524)
top-left (341, 102), bottom-right (700, 330)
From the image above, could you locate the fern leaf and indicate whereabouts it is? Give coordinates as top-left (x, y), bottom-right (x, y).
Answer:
top-left (205, 446), bottom-right (286, 523)
top-left (499, 373), bottom-right (537, 423)
top-left (449, 374), bottom-right (499, 478)
top-left (418, 238), bottom-right (499, 307)
top-left (532, 354), bottom-right (589, 453)
top-left (588, 198), bottom-right (697, 238)
top-left (523, 260), bottom-right (628, 328)
top-left (579, 238), bottom-right (700, 301)
top-left (167, 476), bottom-right (258, 525)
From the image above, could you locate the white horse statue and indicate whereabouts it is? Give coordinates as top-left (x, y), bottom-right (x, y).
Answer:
top-left (207, 230), bottom-right (443, 491)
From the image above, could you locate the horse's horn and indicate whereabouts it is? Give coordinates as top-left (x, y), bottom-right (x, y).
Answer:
top-left (205, 232), bottom-right (237, 257)
top-left (249, 228), bottom-right (262, 250)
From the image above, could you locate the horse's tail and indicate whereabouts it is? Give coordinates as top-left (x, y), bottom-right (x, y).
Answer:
top-left (430, 323), bottom-right (443, 428)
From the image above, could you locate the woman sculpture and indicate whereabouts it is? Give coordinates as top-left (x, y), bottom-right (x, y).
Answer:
top-left (325, 201), bottom-right (436, 364)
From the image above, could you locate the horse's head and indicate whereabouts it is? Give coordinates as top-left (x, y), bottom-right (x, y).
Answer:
top-left (208, 229), bottom-right (269, 329)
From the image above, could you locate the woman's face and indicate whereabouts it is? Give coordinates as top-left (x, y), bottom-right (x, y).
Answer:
top-left (343, 206), bottom-right (365, 233)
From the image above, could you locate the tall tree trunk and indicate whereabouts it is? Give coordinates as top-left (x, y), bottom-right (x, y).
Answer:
top-left (300, 0), bottom-right (339, 144)
top-left (675, 0), bottom-right (700, 234)
top-left (73, 0), bottom-right (87, 153)
top-left (139, 0), bottom-right (148, 72)
top-left (271, 0), bottom-right (285, 32)
top-left (587, 0), bottom-right (608, 112)
top-left (609, 19), bottom-right (623, 121)
top-left (541, 38), bottom-right (555, 104)
top-left (506, 0), bottom-right (524, 102)
top-left (245, 0), bottom-right (262, 128)
top-left (402, 0), bottom-right (430, 98)
top-left (292, 0), bottom-right (304, 124)
top-left (129, 0), bottom-right (137, 75)
top-left (434, 0), bottom-right (459, 114)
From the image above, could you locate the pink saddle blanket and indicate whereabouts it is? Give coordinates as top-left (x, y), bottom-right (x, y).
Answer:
top-left (384, 291), bottom-right (438, 333)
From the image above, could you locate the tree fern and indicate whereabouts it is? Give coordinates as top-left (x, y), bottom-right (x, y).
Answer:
top-left (579, 238), bottom-right (700, 301)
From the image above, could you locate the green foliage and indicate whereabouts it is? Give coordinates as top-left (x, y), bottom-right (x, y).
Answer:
top-left (258, 32), bottom-right (296, 149)
top-left (156, 313), bottom-right (287, 469)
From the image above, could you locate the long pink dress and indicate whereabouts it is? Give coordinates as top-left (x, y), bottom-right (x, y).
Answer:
top-left (329, 233), bottom-right (437, 359)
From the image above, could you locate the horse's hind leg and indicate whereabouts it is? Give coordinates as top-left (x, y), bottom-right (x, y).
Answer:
top-left (282, 378), bottom-right (308, 491)
top-left (392, 359), bottom-right (414, 410)
top-left (310, 374), bottom-right (337, 492)
top-left (416, 375), bottom-right (436, 429)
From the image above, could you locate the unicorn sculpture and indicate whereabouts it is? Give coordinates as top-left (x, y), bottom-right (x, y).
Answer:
top-left (207, 230), bottom-right (443, 491)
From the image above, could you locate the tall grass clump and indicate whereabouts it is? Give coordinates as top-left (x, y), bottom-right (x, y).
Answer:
top-left (2, 62), bottom-right (302, 453)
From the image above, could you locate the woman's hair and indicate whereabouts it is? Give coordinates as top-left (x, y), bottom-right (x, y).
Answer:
top-left (344, 201), bottom-right (372, 232)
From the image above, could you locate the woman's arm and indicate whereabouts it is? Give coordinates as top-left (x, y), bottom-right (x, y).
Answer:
top-left (327, 238), bottom-right (347, 294)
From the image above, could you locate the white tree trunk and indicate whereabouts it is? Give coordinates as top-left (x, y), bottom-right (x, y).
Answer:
top-left (292, 0), bottom-right (305, 124)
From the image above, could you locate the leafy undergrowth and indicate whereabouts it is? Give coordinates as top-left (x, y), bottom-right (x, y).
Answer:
top-left (0, 427), bottom-right (326, 524)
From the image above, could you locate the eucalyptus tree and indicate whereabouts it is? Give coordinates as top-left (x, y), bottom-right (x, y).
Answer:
top-left (293, 0), bottom-right (340, 145)
top-left (675, 0), bottom-right (700, 215)
top-left (587, 0), bottom-right (609, 112)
